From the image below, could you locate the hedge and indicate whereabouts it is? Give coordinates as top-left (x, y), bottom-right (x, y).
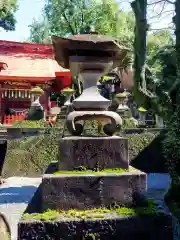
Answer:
top-left (2, 119), bottom-right (161, 177)
top-left (3, 120), bottom-right (166, 177)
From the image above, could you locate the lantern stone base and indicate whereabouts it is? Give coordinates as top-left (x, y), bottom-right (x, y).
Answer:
top-left (59, 136), bottom-right (129, 170)
top-left (41, 171), bottom-right (147, 211)
top-left (18, 214), bottom-right (172, 240)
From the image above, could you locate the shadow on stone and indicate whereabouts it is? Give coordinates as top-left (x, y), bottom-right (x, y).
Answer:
top-left (25, 162), bottom-right (58, 214)
top-left (130, 132), bottom-right (167, 173)
top-left (0, 141), bottom-right (7, 176)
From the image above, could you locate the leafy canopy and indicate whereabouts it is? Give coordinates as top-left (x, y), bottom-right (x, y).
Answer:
top-left (0, 0), bottom-right (18, 31)
top-left (28, 0), bottom-right (173, 59)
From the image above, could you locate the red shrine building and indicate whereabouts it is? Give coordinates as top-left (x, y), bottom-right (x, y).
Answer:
top-left (0, 40), bottom-right (71, 123)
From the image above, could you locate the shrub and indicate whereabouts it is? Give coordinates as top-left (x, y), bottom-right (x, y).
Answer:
top-left (122, 117), bottom-right (138, 129)
top-left (162, 105), bottom-right (180, 216)
top-left (3, 128), bottom-right (157, 177)
top-left (12, 120), bottom-right (50, 128)
top-left (125, 132), bottom-right (157, 161)
top-left (4, 132), bottom-right (59, 177)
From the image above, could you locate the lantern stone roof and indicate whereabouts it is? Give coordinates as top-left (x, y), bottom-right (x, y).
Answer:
top-left (52, 34), bottom-right (130, 70)
top-left (0, 40), bottom-right (69, 83)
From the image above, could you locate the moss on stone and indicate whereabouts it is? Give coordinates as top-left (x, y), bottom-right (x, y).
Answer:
top-left (23, 200), bottom-right (162, 222)
top-left (53, 167), bottom-right (137, 175)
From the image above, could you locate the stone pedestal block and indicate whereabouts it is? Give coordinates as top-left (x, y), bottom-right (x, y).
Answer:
top-left (18, 214), bottom-right (172, 240)
top-left (41, 171), bottom-right (146, 211)
top-left (59, 136), bottom-right (129, 170)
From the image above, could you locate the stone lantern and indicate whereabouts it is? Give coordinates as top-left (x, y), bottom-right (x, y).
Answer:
top-left (138, 107), bottom-right (147, 126)
top-left (27, 86), bottom-right (45, 121)
top-left (115, 91), bottom-right (129, 116)
top-left (61, 87), bottom-right (75, 106)
top-left (155, 115), bottom-right (164, 128)
top-left (52, 30), bottom-right (129, 135)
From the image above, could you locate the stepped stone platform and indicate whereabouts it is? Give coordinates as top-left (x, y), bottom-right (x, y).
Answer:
top-left (18, 214), bottom-right (172, 240)
top-left (18, 136), bottom-right (172, 239)
top-left (41, 136), bottom-right (146, 211)
top-left (41, 171), bottom-right (147, 211)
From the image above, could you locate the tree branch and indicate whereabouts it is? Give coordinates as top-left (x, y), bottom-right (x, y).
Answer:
top-left (62, 12), bottom-right (75, 35)
top-left (147, 0), bottom-right (175, 5)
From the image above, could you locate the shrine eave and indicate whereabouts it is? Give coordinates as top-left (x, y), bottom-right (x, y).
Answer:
top-left (0, 75), bottom-right (55, 83)
top-left (0, 40), bottom-right (71, 83)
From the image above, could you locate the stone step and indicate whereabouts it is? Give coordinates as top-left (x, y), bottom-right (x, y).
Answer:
top-left (41, 170), bottom-right (147, 211)
top-left (18, 214), bottom-right (172, 240)
top-left (59, 136), bottom-right (129, 170)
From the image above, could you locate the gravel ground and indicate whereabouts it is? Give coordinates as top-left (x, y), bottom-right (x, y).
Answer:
top-left (0, 173), bottom-right (170, 240)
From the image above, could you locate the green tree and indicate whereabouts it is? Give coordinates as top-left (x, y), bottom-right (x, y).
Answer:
top-left (44, 0), bottom-right (120, 36)
top-left (28, 0), bottom-right (173, 58)
top-left (0, 0), bottom-right (18, 31)
top-left (28, 0), bottom-right (135, 45)
top-left (28, 18), bottom-right (51, 44)
top-left (131, 0), bottom-right (180, 219)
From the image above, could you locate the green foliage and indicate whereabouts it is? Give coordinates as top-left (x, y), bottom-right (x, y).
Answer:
top-left (28, 0), bottom-right (134, 47)
top-left (131, 0), bottom-right (180, 217)
top-left (147, 30), bottom-right (174, 60)
top-left (3, 120), bottom-right (156, 177)
top-left (126, 132), bottom-right (157, 160)
top-left (122, 117), bottom-right (138, 129)
top-left (12, 120), bottom-right (50, 128)
top-left (28, 17), bottom-right (52, 44)
top-left (44, 0), bottom-right (120, 36)
top-left (4, 132), bottom-right (59, 177)
top-left (83, 120), bottom-right (101, 136)
top-left (0, 0), bottom-right (18, 31)
top-left (131, 0), bottom-right (174, 119)
top-left (163, 106), bottom-right (180, 182)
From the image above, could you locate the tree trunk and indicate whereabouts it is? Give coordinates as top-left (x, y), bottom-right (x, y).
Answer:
top-left (175, 0), bottom-right (180, 75)
top-left (131, 0), bottom-right (163, 116)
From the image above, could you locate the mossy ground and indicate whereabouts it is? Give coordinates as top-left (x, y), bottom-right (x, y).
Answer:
top-left (23, 200), bottom-right (163, 222)
top-left (53, 167), bottom-right (137, 175)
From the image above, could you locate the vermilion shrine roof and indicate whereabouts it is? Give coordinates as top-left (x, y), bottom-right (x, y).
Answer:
top-left (0, 40), bottom-right (69, 83)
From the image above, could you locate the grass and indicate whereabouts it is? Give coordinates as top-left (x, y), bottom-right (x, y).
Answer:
top-left (23, 200), bottom-right (163, 222)
top-left (53, 167), bottom-right (137, 175)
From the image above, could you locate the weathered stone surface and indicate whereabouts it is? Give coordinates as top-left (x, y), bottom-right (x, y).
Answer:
top-left (18, 214), bottom-right (172, 240)
top-left (41, 171), bottom-right (146, 211)
top-left (59, 136), bottom-right (129, 170)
